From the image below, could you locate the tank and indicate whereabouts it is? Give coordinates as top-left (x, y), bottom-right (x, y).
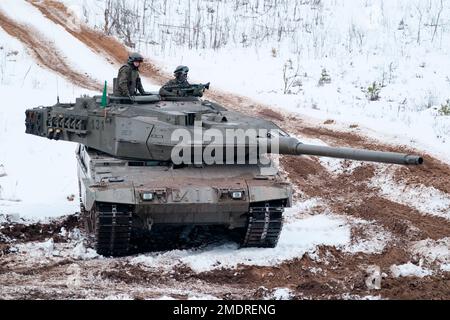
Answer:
top-left (24, 86), bottom-right (423, 256)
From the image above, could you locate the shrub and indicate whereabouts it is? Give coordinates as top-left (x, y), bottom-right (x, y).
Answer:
top-left (271, 48), bottom-right (277, 58)
top-left (366, 82), bottom-right (381, 101)
top-left (438, 100), bottom-right (450, 116)
top-left (318, 68), bottom-right (331, 86)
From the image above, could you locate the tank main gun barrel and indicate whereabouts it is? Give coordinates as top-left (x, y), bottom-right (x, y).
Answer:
top-left (270, 137), bottom-right (423, 165)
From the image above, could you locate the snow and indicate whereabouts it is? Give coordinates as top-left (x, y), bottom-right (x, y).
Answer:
top-left (130, 205), bottom-right (350, 272)
top-left (343, 218), bottom-right (392, 254)
top-left (185, 214), bottom-right (347, 272)
top-left (16, 238), bottom-right (100, 261)
top-left (441, 264), bottom-right (450, 272)
top-left (270, 288), bottom-right (293, 300)
top-left (341, 294), bottom-right (383, 300)
top-left (370, 170), bottom-right (450, 220)
top-left (71, 242), bottom-right (99, 260)
top-left (18, 238), bottom-right (55, 258)
top-left (188, 294), bottom-right (220, 300)
top-left (0, 213), bottom-right (23, 224)
top-left (160, 200), bottom-right (391, 268)
top-left (1, 1), bottom-right (445, 222)
top-left (59, 227), bottom-right (67, 237)
top-left (0, 24), bottom-right (96, 218)
top-left (390, 262), bottom-right (432, 278)
top-left (129, 201), bottom-right (402, 272)
top-left (365, 265), bottom-right (382, 290)
top-left (412, 238), bottom-right (450, 267)
top-left (103, 294), bottom-right (134, 300)
top-left (154, 295), bottom-right (176, 300)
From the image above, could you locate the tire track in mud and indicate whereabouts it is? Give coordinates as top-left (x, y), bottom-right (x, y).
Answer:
top-left (0, 9), bottom-right (102, 91)
top-left (281, 157), bottom-right (450, 241)
top-left (290, 123), bottom-right (450, 195)
top-left (3, 0), bottom-right (450, 299)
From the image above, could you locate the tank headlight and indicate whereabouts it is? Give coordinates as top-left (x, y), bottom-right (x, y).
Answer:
top-left (142, 192), bottom-right (154, 201)
top-left (231, 191), bottom-right (243, 199)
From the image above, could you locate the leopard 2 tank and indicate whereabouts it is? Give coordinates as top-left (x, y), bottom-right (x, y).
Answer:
top-left (25, 85), bottom-right (423, 256)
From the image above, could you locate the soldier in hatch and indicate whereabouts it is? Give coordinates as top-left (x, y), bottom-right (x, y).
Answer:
top-left (159, 65), bottom-right (191, 96)
top-left (116, 52), bottom-right (148, 98)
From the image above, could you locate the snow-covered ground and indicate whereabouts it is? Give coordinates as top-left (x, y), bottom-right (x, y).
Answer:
top-left (0, 30), bottom-right (84, 217)
top-left (370, 168), bottom-right (450, 220)
top-left (130, 204), bottom-right (352, 272)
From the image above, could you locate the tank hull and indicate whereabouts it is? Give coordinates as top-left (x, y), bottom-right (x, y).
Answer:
top-left (77, 144), bottom-right (291, 255)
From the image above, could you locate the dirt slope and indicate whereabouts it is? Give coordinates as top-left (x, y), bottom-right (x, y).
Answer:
top-left (0, 9), bottom-right (102, 91)
top-left (28, 0), bottom-right (170, 84)
top-left (1, 1), bottom-right (449, 300)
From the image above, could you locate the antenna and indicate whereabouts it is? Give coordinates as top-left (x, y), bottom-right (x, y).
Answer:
top-left (56, 75), bottom-right (60, 104)
top-left (52, 24), bottom-right (60, 104)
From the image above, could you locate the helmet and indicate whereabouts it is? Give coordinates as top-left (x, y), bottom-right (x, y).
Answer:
top-left (128, 52), bottom-right (144, 63)
top-left (174, 65), bottom-right (189, 75)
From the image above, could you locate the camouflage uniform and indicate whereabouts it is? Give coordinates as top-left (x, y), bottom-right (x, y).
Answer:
top-left (159, 65), bottom-right (191, 96)
top-left (159, 78), bottom-right (191, 96)
top-left (117, 63), bottom-right (146, 97)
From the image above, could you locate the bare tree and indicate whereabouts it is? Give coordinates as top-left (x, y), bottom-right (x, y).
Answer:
top-left (431, 0), bottom-right (444, 42)
top-left (282, 59), bottom-right (302, 94)
top-left (416, 4), bottom-right (423, 45)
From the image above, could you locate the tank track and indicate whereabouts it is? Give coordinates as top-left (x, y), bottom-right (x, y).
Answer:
top-left (241, 203), bottom-right (284, 248)
top-left (94, 203), bottom-right (133, 257)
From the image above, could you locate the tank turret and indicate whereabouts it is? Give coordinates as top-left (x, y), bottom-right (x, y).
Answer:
top-left (25, 95), bottom-right (422, 165)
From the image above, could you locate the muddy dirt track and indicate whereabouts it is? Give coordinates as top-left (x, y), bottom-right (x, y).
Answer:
top-left (1, 1), bottom-right (450, 300)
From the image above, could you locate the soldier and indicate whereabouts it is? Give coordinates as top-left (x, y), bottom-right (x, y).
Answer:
top-left (159, 65), bottom-right (191, 96)
top-left (116, 52), bottom-right (148, 98)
